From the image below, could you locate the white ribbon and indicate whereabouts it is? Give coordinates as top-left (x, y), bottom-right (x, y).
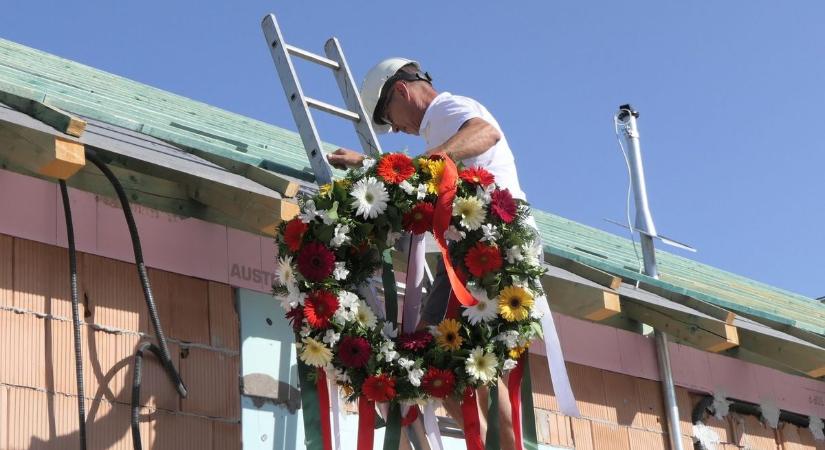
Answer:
top-left (326, 367), bottom-right (342, 450)
top-left (535, 295), bottom-right (580, 417)
top-left (423, 402), bottom-right (445, 450)
top-left (402, 233), bottom-right (426, 333)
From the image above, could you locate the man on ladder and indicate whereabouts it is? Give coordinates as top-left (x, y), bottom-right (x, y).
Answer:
top-left (328, 57), bottom-right (525, 450)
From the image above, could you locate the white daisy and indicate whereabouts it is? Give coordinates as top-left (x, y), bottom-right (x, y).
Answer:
top-left (444, 225), bottom-right (466, 242)
top-left (506, 245), bottom-right (525, 264)
top-left (399, 180), bottom-right (415, 195)
top-left (276, 255), bottom-right (296, 287)
top-left (355, 300), bottom-right (377, 329)
top-left (462, 286), bottom-right (498, 325)
top-left (465, 347), bottom-right (498, 383)
top-left (330, 224), bottom-right (351, 248)
top-left (333, 262), bottom-right (349, 281)
top-left (350, 177), bottom-right (389, 219)
top-left (452, 196), bottom-right (486, 230)
top-left (299, 199), bottom-right (318, 223)
top-left (480, 223), bottom-right (499, 242)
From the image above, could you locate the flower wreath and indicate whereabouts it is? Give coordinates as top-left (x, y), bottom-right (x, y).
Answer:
top-left (273, 152), bottom-right (547, 409)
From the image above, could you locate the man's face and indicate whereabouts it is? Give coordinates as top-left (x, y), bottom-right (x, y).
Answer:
top-left (382, 81), bottom-right (420, 135)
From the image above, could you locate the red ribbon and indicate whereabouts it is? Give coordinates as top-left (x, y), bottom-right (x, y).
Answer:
top-left (401, 405), bottom-right (420, 426)
top-left (357, 397), bottom-right (376, 450)
top-left (508, 355), bottom-right (527, 450)
top-left (316, 369), bottom-right (333, 450)
top-left (431, 153), bottom-right (477, 309)
top-left (461, 387), bottom-right (484, 450)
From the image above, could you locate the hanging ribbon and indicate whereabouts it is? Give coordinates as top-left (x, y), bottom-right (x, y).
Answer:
top-left (485, 385), bottom-right (500, 450)
top-left (401, 405), bottom-right (420, 426)
top-left (326, 368), bottom-right (341, 450)
top-left (508, 356), bottom-right (526, 450)
top-left (316, 368), bottom-right (333, 450)
top-left (430, 153), bottom-right (477, 308)
top-left (401, 233), bottom-right (426, 333)
top-left (296, 361), bottom-right (324, 450)
top-left (381, 249), bottom-right (398, 323)
top-left (520, 357), bottom-right (539, 450)
top-left (461, 387), bottom-right (484, 450)
top-left (383, 402), bottom-right (403, 450)
top-left (357, 397), bottom-right (376, 450)
top-left (423, 402), bottom-right (445, 450)
top-left (534, 294), bottom-right (579, 418)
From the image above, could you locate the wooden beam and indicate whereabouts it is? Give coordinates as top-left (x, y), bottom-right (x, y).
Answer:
top-left (636, 281), bottom-right (736, 324)
top-left (186, 147), bottom-right (302, 198)
top-left (0, 85), bottom-right (86, 137)
top-left (734, 326), bottom-right (825, 378)
top-left (541, 269), bottom-right (621, 321)
top-left (546, 253), bottom-right (622, 290)
top-left (0, 120), bottom-right (85, 179)
top-left (621, 298), bottom-right (740, 352)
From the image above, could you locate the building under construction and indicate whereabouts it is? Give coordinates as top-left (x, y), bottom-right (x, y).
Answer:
top-left (0, 32), bottom-right (823, 450)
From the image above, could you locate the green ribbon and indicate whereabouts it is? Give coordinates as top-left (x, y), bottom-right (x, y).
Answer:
top-left (296, 359), bottom-right (324, 450)
top-left (485, 385), bottom-right (500, 450)
top-left (381, 249), bottom-right (398, 323)
top-left (521, 357), bottom-right (539, 450)
top-left (383, 402), bottom-right (402, 450)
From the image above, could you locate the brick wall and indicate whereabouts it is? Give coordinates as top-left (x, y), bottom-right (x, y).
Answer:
top-left (0, 234), bottom-right (241, 449)
top-left (528, 354), bottom-right (825, 450)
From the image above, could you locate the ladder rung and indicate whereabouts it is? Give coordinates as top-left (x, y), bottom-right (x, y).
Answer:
top-left (305, 97), bottom-right (360, 122)
top-left (286, 44), bottom-right (340, 70)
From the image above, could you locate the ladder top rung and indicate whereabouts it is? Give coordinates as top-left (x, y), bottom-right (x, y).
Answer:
top-left (305, 97), bottom-right (360, 122)
top-left (286, 45), bottom-right (340, 70)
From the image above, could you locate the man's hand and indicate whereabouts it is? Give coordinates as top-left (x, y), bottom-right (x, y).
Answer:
top-left (327, 148), bottom-right (366, 170)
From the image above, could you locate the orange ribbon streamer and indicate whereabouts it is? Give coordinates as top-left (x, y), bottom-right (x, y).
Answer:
top-left (430, 153), bottom-right (478, 309)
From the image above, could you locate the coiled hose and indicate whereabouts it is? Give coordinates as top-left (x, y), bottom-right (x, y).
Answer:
top-left (61, 149), bottom-right (188, 450)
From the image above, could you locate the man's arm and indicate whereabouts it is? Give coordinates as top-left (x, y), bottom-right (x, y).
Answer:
top-left (425, 117), bottom-right (501, 161)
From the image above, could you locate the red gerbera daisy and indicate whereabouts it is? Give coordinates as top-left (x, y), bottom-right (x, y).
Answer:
top-left (397, 330), bottom-right (434, 351)
top-left (337, 336), bottom-right (371, 368)
top-left (459, 166), bottom-right (495, 187)
top-left (421, 367), bottom-right (456, 398)
top-left (402, 202), bottom-right (434, 235)
top-left (283, 218), bottom-right (308, 252)
top-left (303, 290), bottom-right (339, 329)
top-left (285, 306), bottom-right (304, 332)
top-left (464, 243), bottom-right (503, 278)
top-left (297, 242), bottom-right (335, 281)
top-left (490, 189), bottom-right (517, 223)
top-left (362, 374), bottom-right (396, 402)
top-left (377, 153), bottom-right (415, 184)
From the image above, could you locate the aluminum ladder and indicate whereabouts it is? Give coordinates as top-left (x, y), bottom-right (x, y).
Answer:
top-left (261, 13), bottom-right (382, 185)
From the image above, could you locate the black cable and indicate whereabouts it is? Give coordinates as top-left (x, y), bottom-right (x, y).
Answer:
top-left (84, 149), bottom-right (187, 449)
top-left (131, 341), bottom-right (162, 450)
top-left (84, 150), bottom-right (187, 398)
top-left (59, 180), bottom-right (87, 450)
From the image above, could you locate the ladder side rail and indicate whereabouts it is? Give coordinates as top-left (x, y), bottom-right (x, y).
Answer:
top-left (324, 38), bottom-right (383, 157)
top-left (262, 14), bottom-right (334, 184)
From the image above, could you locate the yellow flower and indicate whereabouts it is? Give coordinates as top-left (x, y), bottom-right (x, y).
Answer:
top-left (509, 345), bottom-right (528, 359)
top-left (498, 286), bottom-right (534, 322)
top-left (452, 196), bottom-right (486, 230)
top-left (425, 159), bottom-right (446, 194)
top-left (299, 337), bottom-right (332, 367)
top-left (319, 183), bottom-right (333, 197)
top-left (435, 318), bottom-right (464, 351)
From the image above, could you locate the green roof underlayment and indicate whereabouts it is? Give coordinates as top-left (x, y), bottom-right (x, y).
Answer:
top-left (0, 37), bottom-right (822, 335)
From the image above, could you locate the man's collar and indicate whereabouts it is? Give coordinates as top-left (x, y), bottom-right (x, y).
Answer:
top-left (418, 92), bottom-right (450, 136)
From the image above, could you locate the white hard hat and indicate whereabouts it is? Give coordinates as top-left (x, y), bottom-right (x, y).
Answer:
top-left (360, 57), bottom-right (431, 134)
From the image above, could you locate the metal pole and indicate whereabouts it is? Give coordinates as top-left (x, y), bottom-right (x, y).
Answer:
top-left (616, 105), bottom-right (684, 450)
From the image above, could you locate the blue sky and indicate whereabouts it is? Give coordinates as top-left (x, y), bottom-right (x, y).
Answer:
top-left (3, 2), bottom-right (823, 298)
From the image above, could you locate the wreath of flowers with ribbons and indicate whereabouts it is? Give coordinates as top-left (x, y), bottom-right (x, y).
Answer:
top-left (274, 152), bottom-right (547, 449)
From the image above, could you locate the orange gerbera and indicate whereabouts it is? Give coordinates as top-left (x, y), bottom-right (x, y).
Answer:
top-left (464, 243), bottom-right (503, 278)
top-left (377, 153), bottom-right (415, 184)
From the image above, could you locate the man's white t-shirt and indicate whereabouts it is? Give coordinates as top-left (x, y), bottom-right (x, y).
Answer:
top-left (418, 92), bottom-right (527, 201)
